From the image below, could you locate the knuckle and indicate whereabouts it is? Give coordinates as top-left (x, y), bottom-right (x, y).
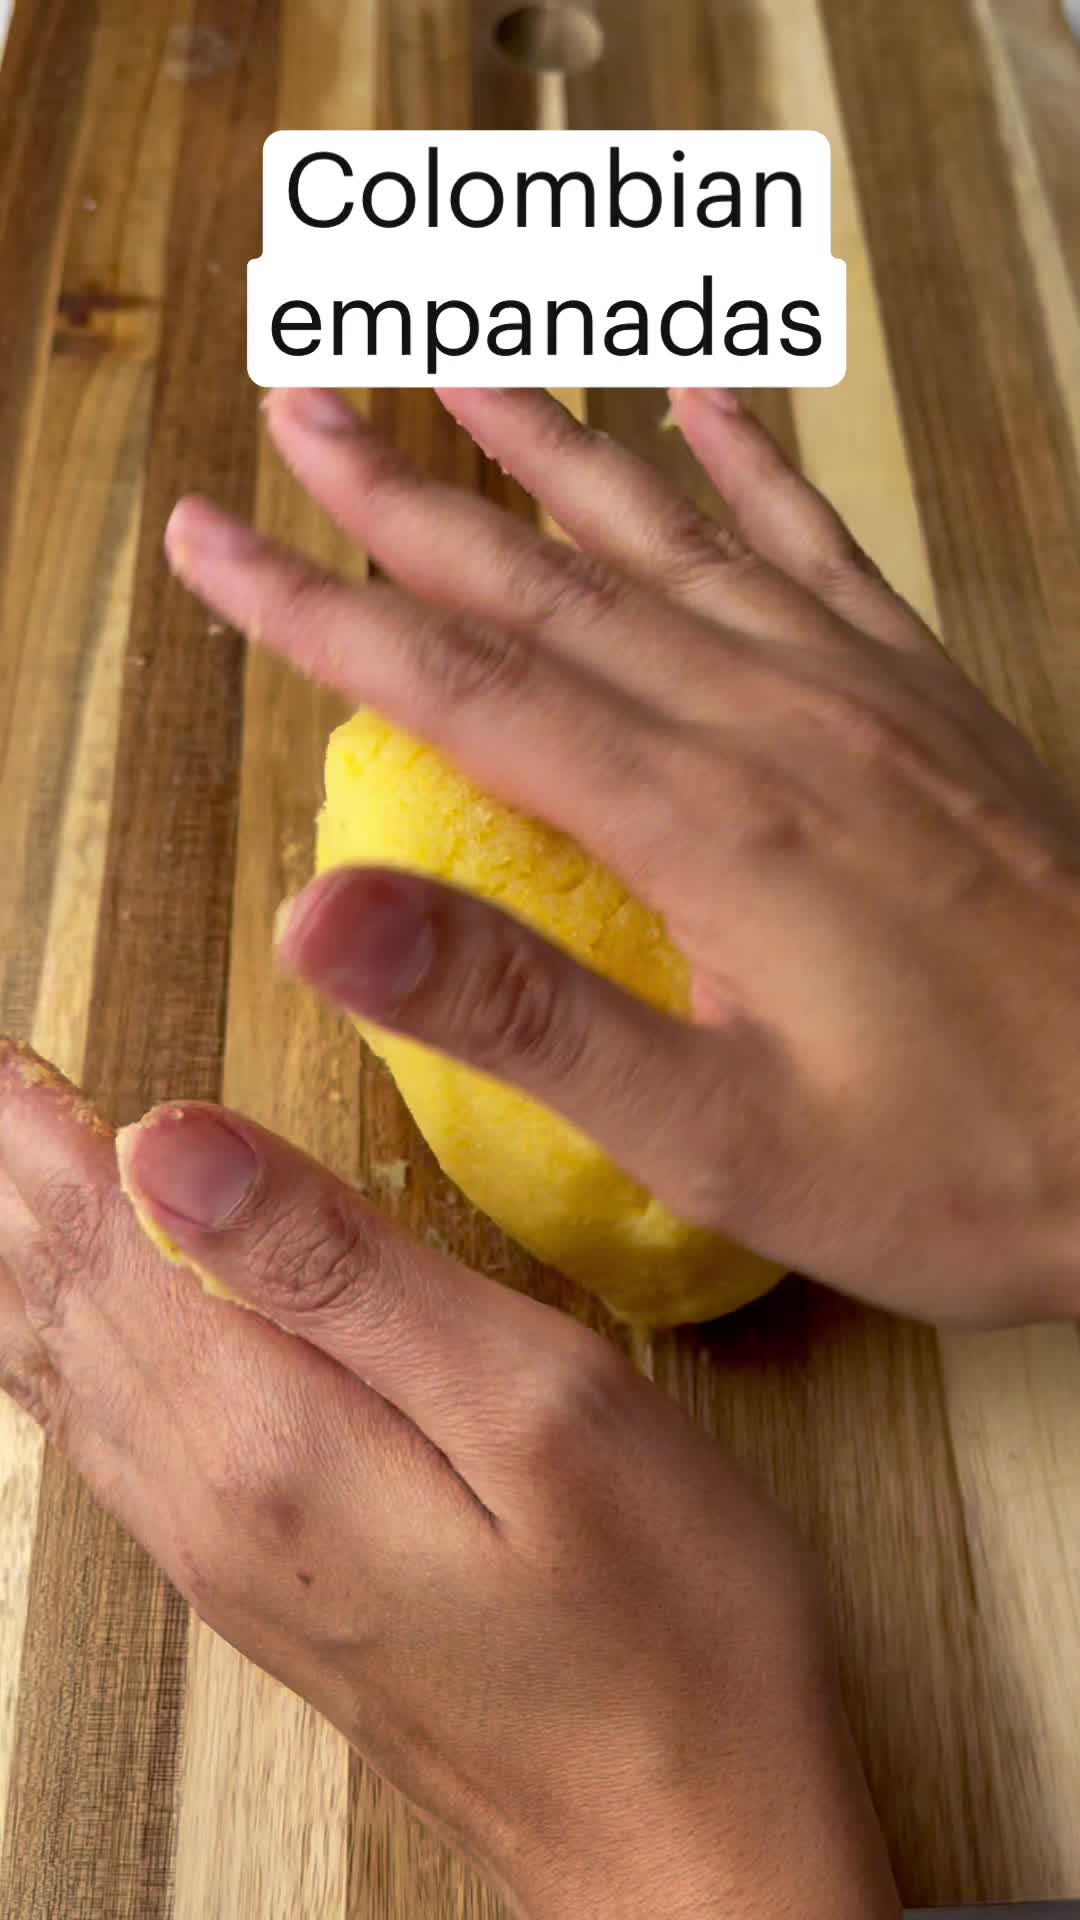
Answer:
top-left (203, 1418), bottom-right (297, 1520)
top-left (17, 1239), bottom-right (69, 1329)
top-left (0, 1341), bottom-right (67, 1440)
top-left (351, 439), bottom-right (417, 513)
top-left (193, 1390), bottom-right (307, 1531)
top-left (173, 1533), bottom-right (232, 1618)
top-left (35, 1174), bottom-right (115, 1273)
top-left (530, 397), bottom-right (592, 461)
top-left (503, 538), bottom-right (626, 632)
top-left (413, 607), bottom-right (533, 709)
top-left (520, 1337), bottom-right (632, 1473)
top-left (249, 1193), bottom-right (375, 1318)
top-left (660, 735), bottom-right (802, 861)
top-left (463, 937), bottom-right (579, 1079)
top-left (674, 1157), bottom-right (742, 1231)
top-left (808, 525), bottom-right (885, 605)
top-left (267, 562), bottom-right (342, 640)
top-left (671, 1086), bottom-right (771, 1234)
top-left (798, 684), bottom-right (914, 770)
top-left (653, 500), bottom-right (756, 597)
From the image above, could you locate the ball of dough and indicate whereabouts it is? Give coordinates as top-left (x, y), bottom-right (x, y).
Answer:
top-left (316, 710), bottom-right (782, 1327)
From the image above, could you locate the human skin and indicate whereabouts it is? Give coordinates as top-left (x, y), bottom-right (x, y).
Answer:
top-left (0, 1046), bottom-right (899, 1919)
top-left (170, 384), bottom-right (1080, 1328)
top-left (3, 380), bottom-right (1075, 1913)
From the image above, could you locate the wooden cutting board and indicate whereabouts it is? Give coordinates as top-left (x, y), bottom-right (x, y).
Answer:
top-left (1, 0), bottom-right (1080, 1914)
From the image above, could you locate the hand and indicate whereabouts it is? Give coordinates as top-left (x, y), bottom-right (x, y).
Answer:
top-left (166, 385), bottom-right (1080, 1328)
top-left (0, 1043), bottom-right (899, 1920)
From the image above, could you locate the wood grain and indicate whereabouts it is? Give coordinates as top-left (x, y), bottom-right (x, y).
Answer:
top-left (171, 5), bottom-right (367, 1913)
top-left (0, 0), bottom-right (194, 1890)
top-left (819, 0), bottom-right (1080, 788)
top-left (2, 0), bottom-right (274, 1913)
top-left (1, 0), bottom-right (1080, 1912)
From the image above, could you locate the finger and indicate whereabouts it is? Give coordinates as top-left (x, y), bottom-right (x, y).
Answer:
top-left (0, 1046), bottom-right (479, 1547)
top-left (0, 1040), bottom-right (136, 1325)
top-left (667, 388), bottom-right (937, 655)
top-left (115, 1098), bottom-right (597, 1506)
top-left (0, 1159), bottom-right (144, 1515)
top-left (435, 386), bottom-right (858, 655)
top-left (0, 1057), bottom-right (172, 1455)
top-left (275, 864), bottom-right (786, 1245)
top-left (0, 1176), bottom-right (208, 1574)
top-left (164, 494), bottom-right (673, 885)
top-left (0, 1040), bottom-right (244, 1397)
top-left (0, 1228), bottom-right (59, 1432)
top-left (263, 388), bottom-right (733, 716)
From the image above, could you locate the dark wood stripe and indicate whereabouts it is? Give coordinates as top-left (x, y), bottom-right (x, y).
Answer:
top-left (820, 0), bottom-right (1080, 797)
top-left (0, 0), bottom-right (97, 639)
top-left (0, 391), bottom-right (148, 1037)
top-left (567, 0), bottom-right (799, 516)
top-left (470, 0), bottom-right (539, 131)
top-left (989, 0), bottom-right (1080, 327)
top-left (0, 0), bottom-right (99, 812)
top-left (1, 2), bottom-right (278, 1914)
top-left (656, 1284), bottom-right (1064, 1904)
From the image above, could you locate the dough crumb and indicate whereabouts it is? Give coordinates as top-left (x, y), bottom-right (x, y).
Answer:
top-left (0, 1039), bottom-right (111, 1134)
top-left (372, 1157), bottom-right (410, 1193)
top-left (0, 1038), bottom-right (71, 1093)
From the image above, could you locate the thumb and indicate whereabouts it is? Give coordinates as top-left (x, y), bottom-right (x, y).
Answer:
top-left (275, 865), bottom-right (781, 1240)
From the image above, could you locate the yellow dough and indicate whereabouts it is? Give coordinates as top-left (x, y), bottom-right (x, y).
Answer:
top-left (316, 710), bottom-right (783, 1326)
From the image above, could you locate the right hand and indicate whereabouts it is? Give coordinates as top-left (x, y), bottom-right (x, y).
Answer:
top-left (168, 385), bottom-right (1080, 1328)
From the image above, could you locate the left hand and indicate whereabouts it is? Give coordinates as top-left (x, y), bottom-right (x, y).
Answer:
top-left (0, 1039), bottom-right (897, 1920)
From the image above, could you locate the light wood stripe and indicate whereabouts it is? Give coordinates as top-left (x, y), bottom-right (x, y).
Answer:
top-left (0, 0), bottom-right (193, 1883)
top-left (817, 0), bottom-right (1080, 1896)
top-left (975, 0), bottom-right (1080, 473)
top-left (171, 3), bottom-right (374, 1911)
top-left (819, 0), bottom-right (1080, 790)
top-left (1, 0), bottom-right (273, 1911)
top-left (939, 8), bottom-right (1080, 1883)
top-left (763, 0), bottom-right (941, 630)
top-left (988, 0), bottom-right (1080, 320)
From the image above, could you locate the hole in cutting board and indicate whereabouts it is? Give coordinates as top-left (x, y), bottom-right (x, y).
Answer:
top-left (493, 5), bottom-right (604, 73)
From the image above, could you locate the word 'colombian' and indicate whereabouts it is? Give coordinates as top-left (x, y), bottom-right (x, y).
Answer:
top-left (287, 144), bottom-right (806, 231)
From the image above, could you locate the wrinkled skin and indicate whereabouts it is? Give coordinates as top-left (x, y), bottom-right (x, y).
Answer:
top-left (0, 1052), bottom-right (897, 1919)
top-left (182, 385), bottom-right (1080, 1326)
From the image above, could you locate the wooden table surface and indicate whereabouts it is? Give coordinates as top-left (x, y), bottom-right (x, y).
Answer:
top-left (2, 1), bottom-right (1080, 1914)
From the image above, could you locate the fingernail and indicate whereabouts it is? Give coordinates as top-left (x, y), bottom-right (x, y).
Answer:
top-left (123, 1108), bottom-right (260, 1230)
top-left (277, 870), bottom-right (436, 1013)
top-left (669, 387), bottom-right (740, 414)
top-left (165, 499), bottom-right (261, 570)
top-left (282, 388), bottom-right (358, 433)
